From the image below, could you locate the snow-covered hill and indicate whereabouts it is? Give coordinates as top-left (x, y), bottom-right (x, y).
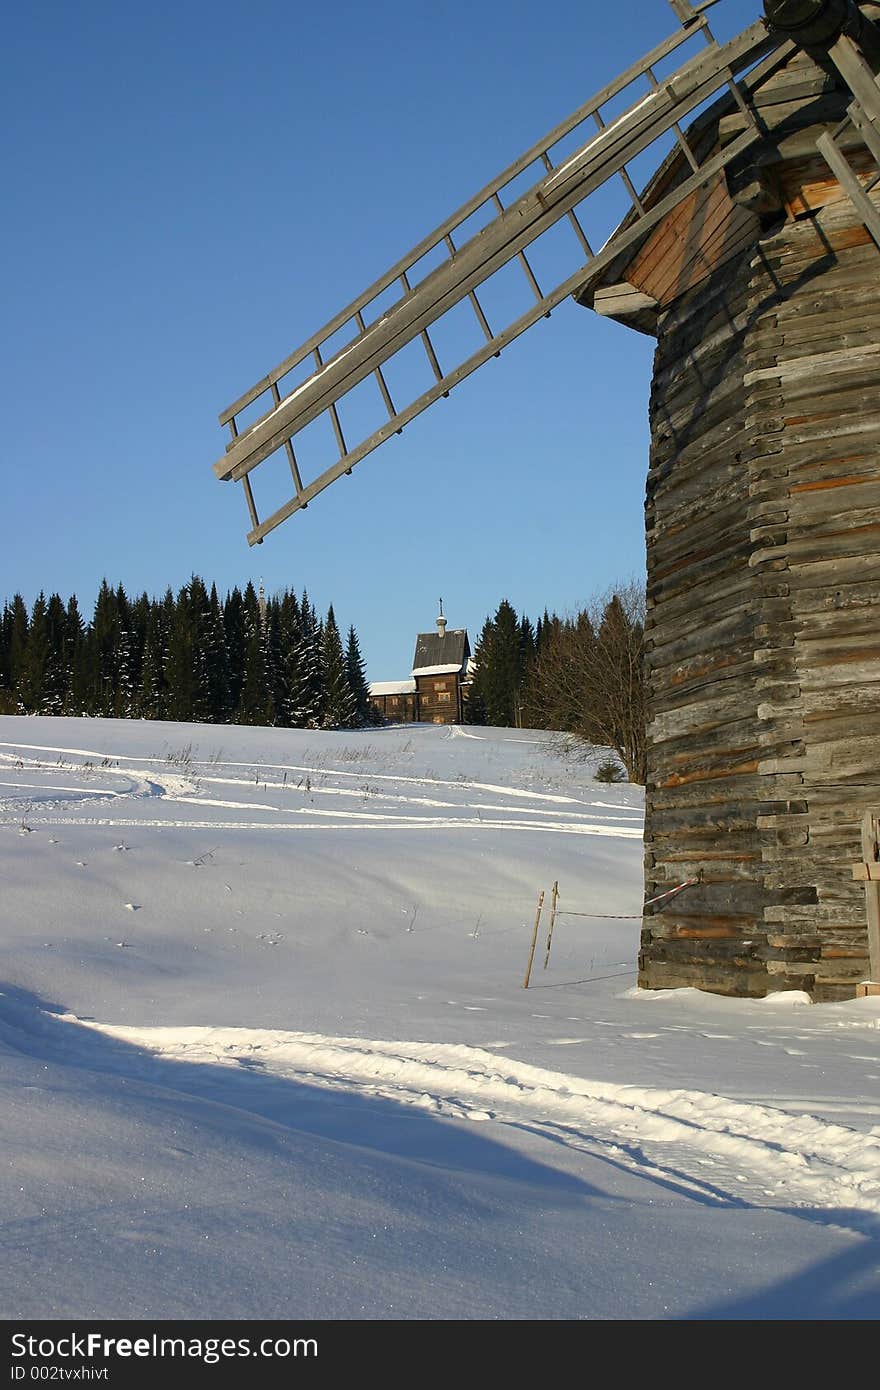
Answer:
top-left (1, 717), bottom-right (878, 1319)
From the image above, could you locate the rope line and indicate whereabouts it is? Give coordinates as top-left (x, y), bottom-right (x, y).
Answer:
top-left (554, 874), bottom-right (701, 920)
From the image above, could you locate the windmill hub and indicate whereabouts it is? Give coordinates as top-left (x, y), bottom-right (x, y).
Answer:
top-left (764, 0), bottom-right (876, 45)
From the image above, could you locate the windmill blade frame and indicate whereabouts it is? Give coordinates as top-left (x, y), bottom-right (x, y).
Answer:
top-left (215, 2), bottom-right (787, 544)
top-left (214, 0), bottom-right (880, 547)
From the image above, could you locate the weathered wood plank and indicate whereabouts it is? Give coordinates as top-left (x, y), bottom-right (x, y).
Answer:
top-left (630, 63), bottom-right (880, 999)
top-left (859, 810), bottom-right (880, 984)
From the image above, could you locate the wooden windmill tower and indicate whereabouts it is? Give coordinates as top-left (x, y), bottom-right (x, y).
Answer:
top-left (214, 0), bottom-right (880, 1000)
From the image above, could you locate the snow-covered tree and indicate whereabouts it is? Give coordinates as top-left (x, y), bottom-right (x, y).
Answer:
top-left (321, 606), bottom-right (356, 729)
top-left (345, 624), bottom-right (373, 726)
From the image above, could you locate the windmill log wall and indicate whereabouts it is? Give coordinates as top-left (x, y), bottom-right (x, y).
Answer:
top-left (640, 166), bottom-right (880, 1000)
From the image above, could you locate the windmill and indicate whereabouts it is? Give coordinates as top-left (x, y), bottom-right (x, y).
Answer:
top-left (214, 0), bottom-right (880, 1000)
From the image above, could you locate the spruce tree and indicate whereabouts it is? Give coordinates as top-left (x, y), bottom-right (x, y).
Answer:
top-left (164, 582), bottom-right (197, 721)
top-left (223, 587), bottom-right (246, 714)
top-left (91, 580), bottom-right (119, 716)
top-left (287, 591), bottom-right (322, 728)
top-left (188, 576), bottom-right (214, 724)
top-left (129, 593), bottom-right (151, 701)
top-left (466, 616), bottom-right (493, 725)
top-left (345, 625), bottom-right (373, 726)
top-left (112, 585), bottom-right (135, 718)
top-left (19, 594), bottom-right (50, 712)
top-left (261, 595), bottom-right (281, 722)
top-left (517, 615), bottom-right (536, 726)
top-left (0, 603), bottom-right (10, 709)
top-left (275, 590), bottom-right (303, 727)
top-left (63, 595), bottom-right (88, 714)
top-left (8, 595), bottom-right (29, 704)
top-left (469, 600), bottom-right (523, 726)
top-left (236, 582), bottom-right (273, 724)
top-left (321, 606), bottom-right (356, 729)
top-left (42, 594), bottom-right (68, 714)
top-left (137, 605), bottom-right (167, 719)
top-left (204, 584), bottom-right (231, 723)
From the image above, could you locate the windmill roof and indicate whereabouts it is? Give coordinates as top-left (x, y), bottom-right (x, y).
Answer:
top-left (411, 628), bottom-right (470, 675)
top-left (571, 17), bottom-right (872, 326)
top-left (571, 36), bottom-right (815, 318)
top-left (572, 93), bottom-right (737, 314)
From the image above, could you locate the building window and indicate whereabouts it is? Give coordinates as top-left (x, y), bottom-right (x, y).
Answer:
top-left (433, 681), bottom-right (448, 691)
top-left (390, 697), bottom-right (399, 708)
top-left (436, 691), bottom-right (451, 703)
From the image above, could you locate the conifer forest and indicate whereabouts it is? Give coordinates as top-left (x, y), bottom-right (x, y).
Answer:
top-left (0, 579), bottom-right (376, 731)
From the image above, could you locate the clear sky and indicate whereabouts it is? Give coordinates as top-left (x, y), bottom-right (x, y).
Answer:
top-left (2, 0), bottom-right (761, 679)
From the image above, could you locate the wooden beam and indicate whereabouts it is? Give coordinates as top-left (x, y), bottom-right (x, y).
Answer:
top-left (726, 161), bottom-right (785, 215)
top-left (859, 809), bottom-right (880, 984)
top-left (816, 131), bottom-right (880, 250)
top-left (852, 862), bottom-right (880, 880)
top-left (593, 282), bottom-right (659, 333)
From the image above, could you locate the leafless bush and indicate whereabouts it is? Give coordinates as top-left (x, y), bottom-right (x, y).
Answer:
top-left (522, 580), bottom-right (646, 783)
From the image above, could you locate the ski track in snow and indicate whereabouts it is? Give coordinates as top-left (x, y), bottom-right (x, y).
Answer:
top-left (0, 743), bottom-right (643, 838)
top-left (63, 1018), bottom-right (880, 1220)
top-left (6, 722), bottom-right (878, 1267)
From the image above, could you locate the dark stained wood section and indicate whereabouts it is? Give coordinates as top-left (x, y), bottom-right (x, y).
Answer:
top-left (414, 673), bottom-right (463, 725)
top-left (369, 689), bottom-right (419, 723)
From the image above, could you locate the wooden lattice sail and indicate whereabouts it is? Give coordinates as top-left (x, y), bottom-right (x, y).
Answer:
top-left (214, 1), bottom-right (785, 544)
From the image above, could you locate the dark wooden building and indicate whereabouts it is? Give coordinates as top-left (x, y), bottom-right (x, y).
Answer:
top-left (368, 680), bottom-right (419, 723)
top-left (370, 613), bottom-right (472, 725)
top-left (577, 6), bottom-right (880, 999)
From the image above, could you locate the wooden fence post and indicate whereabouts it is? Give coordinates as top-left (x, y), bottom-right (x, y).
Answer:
top-left (855, 809), bottom-right (880, 996)
top-left (523, 891), bottom-right (544, 989)
top-left (543, 880), bottom-right (559, 970)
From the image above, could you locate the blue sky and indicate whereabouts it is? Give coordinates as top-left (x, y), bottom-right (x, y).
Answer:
top-left (2, 0), bottom-right (761, 678)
